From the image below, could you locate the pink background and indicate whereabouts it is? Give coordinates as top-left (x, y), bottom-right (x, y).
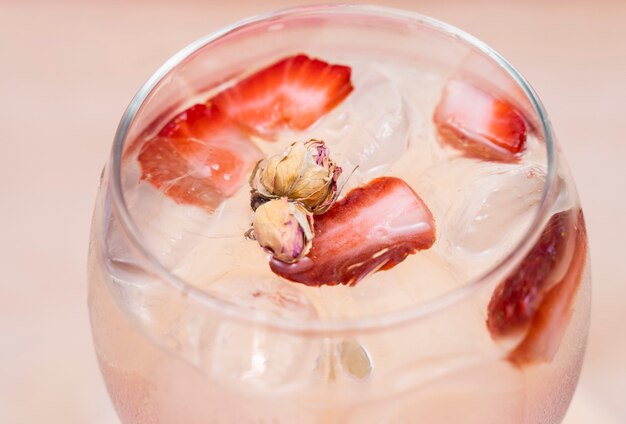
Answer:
top-left (1, 0), bottom-right (624, 422)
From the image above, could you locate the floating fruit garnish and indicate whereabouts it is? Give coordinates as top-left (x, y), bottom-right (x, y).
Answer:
top-left (138, 104), bottom-right (261, 212)
top-left (270, 177), bottom-right (436, 286)
top-left (487, 210), bottom-right (587, 365)
top-left (212, 54), bottom-right (353, 138)
top-left (434, 79), bottom-right (527, 162)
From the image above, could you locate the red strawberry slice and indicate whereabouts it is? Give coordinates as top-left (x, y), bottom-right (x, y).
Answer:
top-left (270, 177), bottom-right (436, 286)
top-left (157, 103), bottom-right (223, 139)
top-left (211, 54), bottom-right (353, 138)
top-left (138, 103), bottom-right (262, 212)
top-left (487, 210), bottom-right (588, 366)
top-left (434, 79), bottom-right (527, 162)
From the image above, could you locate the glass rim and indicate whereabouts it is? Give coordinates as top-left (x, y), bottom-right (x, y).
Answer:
top-left (108, 3), bottom-right (558, 335)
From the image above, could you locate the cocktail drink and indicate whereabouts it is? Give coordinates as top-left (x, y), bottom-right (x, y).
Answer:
top-left (88, 6), bottom-right (590, 423)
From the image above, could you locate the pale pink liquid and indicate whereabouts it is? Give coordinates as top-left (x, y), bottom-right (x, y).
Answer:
top-left (88, 58), bottom-right (590, 423)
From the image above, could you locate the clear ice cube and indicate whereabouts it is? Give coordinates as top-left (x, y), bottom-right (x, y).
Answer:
top-left (106, 254), bottom-right (321, 391)
top-left (308, 67), bottom-right (411, 183)
top-left (452, 165), bottom-right (546, 252)
top-left (443, 163), bottom-right (547, 276)
top-left (107, 159), bottom-right (251, 270)
top-left (199, 275), bottom-right (320, 390)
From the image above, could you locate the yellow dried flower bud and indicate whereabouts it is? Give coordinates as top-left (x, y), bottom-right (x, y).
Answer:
top-left (251, 198), bottom-right (314, 263)
top-left (251, 140), bottom-right (341, 214)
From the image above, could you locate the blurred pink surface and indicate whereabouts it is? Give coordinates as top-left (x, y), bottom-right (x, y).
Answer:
top-left (1, 1), bottom-right (624, 422)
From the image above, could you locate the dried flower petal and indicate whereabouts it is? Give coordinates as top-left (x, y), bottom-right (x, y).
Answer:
top-left (251, 140), bottom-right (342, 214)
top-left (252, 198), bottom-right (314, 263)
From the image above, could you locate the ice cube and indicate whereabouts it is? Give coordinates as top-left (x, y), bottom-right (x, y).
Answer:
top-left (444, 163), bottom-right (546, 274)
top-left (204, 274), bottom-right (318, 319)
top-left (199, 275), bottom-right (320, 390)
top-left (308, 67), bottom-right (411, 183)
top-left (454, 165), bottom-right (546, 252)
top-left (102, 253), bottom-right (208, 364)
top-left (105, 257), bottom-right (321, 392)
top-left (107, 159), bottom-right (251, 270)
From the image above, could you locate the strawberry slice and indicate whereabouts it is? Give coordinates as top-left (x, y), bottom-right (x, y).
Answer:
top-left (487, 210), bottom-right (588, 365)
top-left (211, 54), bottom-right (353, 138)
top-left (270, 177), bottom-right (436, 286)
top-left (138, 103), bottom-right (261, 212)
top-left (434, 79), bottom-right (527, 162)
top-left (157, 103), bottom-right (223, 139)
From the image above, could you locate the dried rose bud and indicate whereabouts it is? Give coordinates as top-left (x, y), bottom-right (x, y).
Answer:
top-left (251, 198), bottom-right (314, 263)
top-left (251, 140), bottom-right (342, 214)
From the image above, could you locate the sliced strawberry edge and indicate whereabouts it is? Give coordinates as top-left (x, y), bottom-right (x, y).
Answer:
top-left (487, 211), bottom-right (578, 337)
top-left (137, 103), bottom-right (261, 212)
top-left (269, 177), bottom-right (436, 286)
top-left (434, 79), bottom-right (528, 162)
top-left (210, 54), bottom-right (353, 137)
top-left (486, 209), bottom-right (587, 366)
top-left (508, 210), bottom-right (588, 366)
